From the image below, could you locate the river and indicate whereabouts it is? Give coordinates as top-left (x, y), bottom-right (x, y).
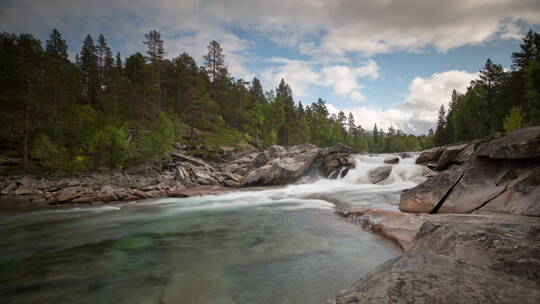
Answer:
top-left (0, 154), bottom-right (425, 304)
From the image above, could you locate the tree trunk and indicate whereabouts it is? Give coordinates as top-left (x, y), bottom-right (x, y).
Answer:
top-left (22, 102), bottom-right (29, 173)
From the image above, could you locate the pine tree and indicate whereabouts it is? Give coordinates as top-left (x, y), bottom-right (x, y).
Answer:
top-left (347, 112), bottom-right (355, 133)
top-left (14, 34), bottom-right (44, 172)
top-left (115, 52), bottom-right (122, 74)
top-left (96, 34), bottom-right (113, 87)
top-left (80, 34), bottom-right (99, 104)
top-left (512, 30), bottom-right (540, 70)
top-left (434, 104), bottom-right (447, 145)
top-left (373, 123), bottom-right (379, 142)
top-left (143, 30), bottom-right (165, 117)
top-left (46, 29), bottom-right (67, 60)
top-left (203, 40), bottom-right (225, 83)
top-left (44, 29), bottom-right (70, 120)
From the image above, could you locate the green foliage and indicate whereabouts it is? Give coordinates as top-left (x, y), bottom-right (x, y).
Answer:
top-left (139, 112), bottom-right (177, 163)
top-left (503, 106), bottom-right (526, 133)
top-left (0, 28), bottom-right (448, 176)
top-left (434, 31), bottom-right (540, 146)
top-left (90, 125), bottom-right (132, 170)
top-left (31, 134), bottom-right (67, 173)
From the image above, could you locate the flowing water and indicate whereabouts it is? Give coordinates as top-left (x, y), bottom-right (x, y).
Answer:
top-left (0, 154), bottom-right (425, 304)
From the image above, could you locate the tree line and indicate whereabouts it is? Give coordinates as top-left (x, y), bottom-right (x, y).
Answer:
top-left (0, 29), bottom-right (433, 174)
top-left (434, 30), bottom-right (540, 146)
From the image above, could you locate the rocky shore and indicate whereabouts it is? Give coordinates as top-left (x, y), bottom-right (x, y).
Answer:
top-left (329, 126), bottom-right (540, 303)
top-left (0, 144), bottom-right (354, 206)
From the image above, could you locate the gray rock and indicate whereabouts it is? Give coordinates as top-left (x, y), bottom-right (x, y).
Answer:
top-left (1, 182), bottom-right (17, 195)
top-left (475, 126), bottom-right (540, 159)
top-left (399, 152), bottom-right (413, 159)
top-left (367, 166), bottom-right (392, 184)
top-left (410, 222), bottom-right (540, 281)
top-left (240, 144), bottom-right (354, 186)
top-left (327, 253), bottom-right (540, 304)
top-left (383, 157), bottom-right (399, 164)
top-left (436, 144), bottom-right (468, 170)
top-left (438, 157), bottom-right (516, 214)
top-left (399, 168), bottom-right (463, 213)
top-left (479, 167), bottom-right (540, 216)
top-left (415, 147), bottom-right (443, 165)
top-left (453, 144), bottom-right (475, 164)
top-left (56, 186), bottom-right (85, 202)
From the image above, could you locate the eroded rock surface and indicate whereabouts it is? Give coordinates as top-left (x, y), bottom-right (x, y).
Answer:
top-left (327, 253), bottom-right (540, 304)
top-left (399, 168), bottom-right (463, 213)
top-left (240, 144), bottom-right (354, 186)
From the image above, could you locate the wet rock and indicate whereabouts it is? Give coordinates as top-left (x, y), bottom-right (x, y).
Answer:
top-left (327, 253), bottom-right (540, 304)
top-left (367, 166), bottom-right (392, 184)
top-left (475, 125), bottom-right (540, 159)
top-left (399, 168), bottom-right (463, 213)
top-left (383, 157), bottom-right (399, 164)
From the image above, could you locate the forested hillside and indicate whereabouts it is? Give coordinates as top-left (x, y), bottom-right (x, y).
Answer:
top-left (0, 29), bottom-right (433, 174)
top-left (434, 30), bottom-right (540, 146)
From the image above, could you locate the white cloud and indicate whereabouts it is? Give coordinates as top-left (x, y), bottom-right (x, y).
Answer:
top-left (320, 60), bottom-right (379, 102)
top-left (335, 70), bottom-right (478, 134)
top-left (3, 0), bottom-right (539, 65)
top-left (262, 59), bottom-right (379, 101)
top-left (261, 59), bottom-right (321, 97)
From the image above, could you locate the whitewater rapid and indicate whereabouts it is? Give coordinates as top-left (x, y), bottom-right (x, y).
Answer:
top-left (17, 153), bottom-right (426, 215)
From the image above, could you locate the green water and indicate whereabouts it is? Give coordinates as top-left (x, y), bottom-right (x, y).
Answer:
top-left (0, 154), bottom-right (423, 303)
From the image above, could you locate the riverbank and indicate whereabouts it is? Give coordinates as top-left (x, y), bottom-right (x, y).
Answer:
top-left (0, 144), bottom-right (354, 206)
top-left (328, 126), bottom-right (540, 303)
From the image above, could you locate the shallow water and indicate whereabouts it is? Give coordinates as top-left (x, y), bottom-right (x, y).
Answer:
top-left (0, 154), bottom-right (423, 304)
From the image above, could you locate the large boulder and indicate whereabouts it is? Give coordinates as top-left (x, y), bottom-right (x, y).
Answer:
top-left (415, 147), bottom-right (443, 165)
top-left (437, 156), bottom-right (532, 214)
top-left (240, 145), bottom-right (320, 186)
top-left (327, 253), bottom-right (540, 304)
top-left (399, 168), bottom-right (464, 213)
top-left (240, 144), bottom-right (354, 186)
top-left (367, 166), bottom-right (392, 184)
top-left (475, 126), bottom-right (540, 159)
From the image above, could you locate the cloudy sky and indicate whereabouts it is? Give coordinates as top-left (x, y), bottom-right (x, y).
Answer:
top-left (2, 0), bottom-right (540, 134)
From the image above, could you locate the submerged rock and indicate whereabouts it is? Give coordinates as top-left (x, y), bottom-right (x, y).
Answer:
top-left (398, 152), bottom-right (412, 159)
top-left (383, 157), bottom-right (399, 164)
